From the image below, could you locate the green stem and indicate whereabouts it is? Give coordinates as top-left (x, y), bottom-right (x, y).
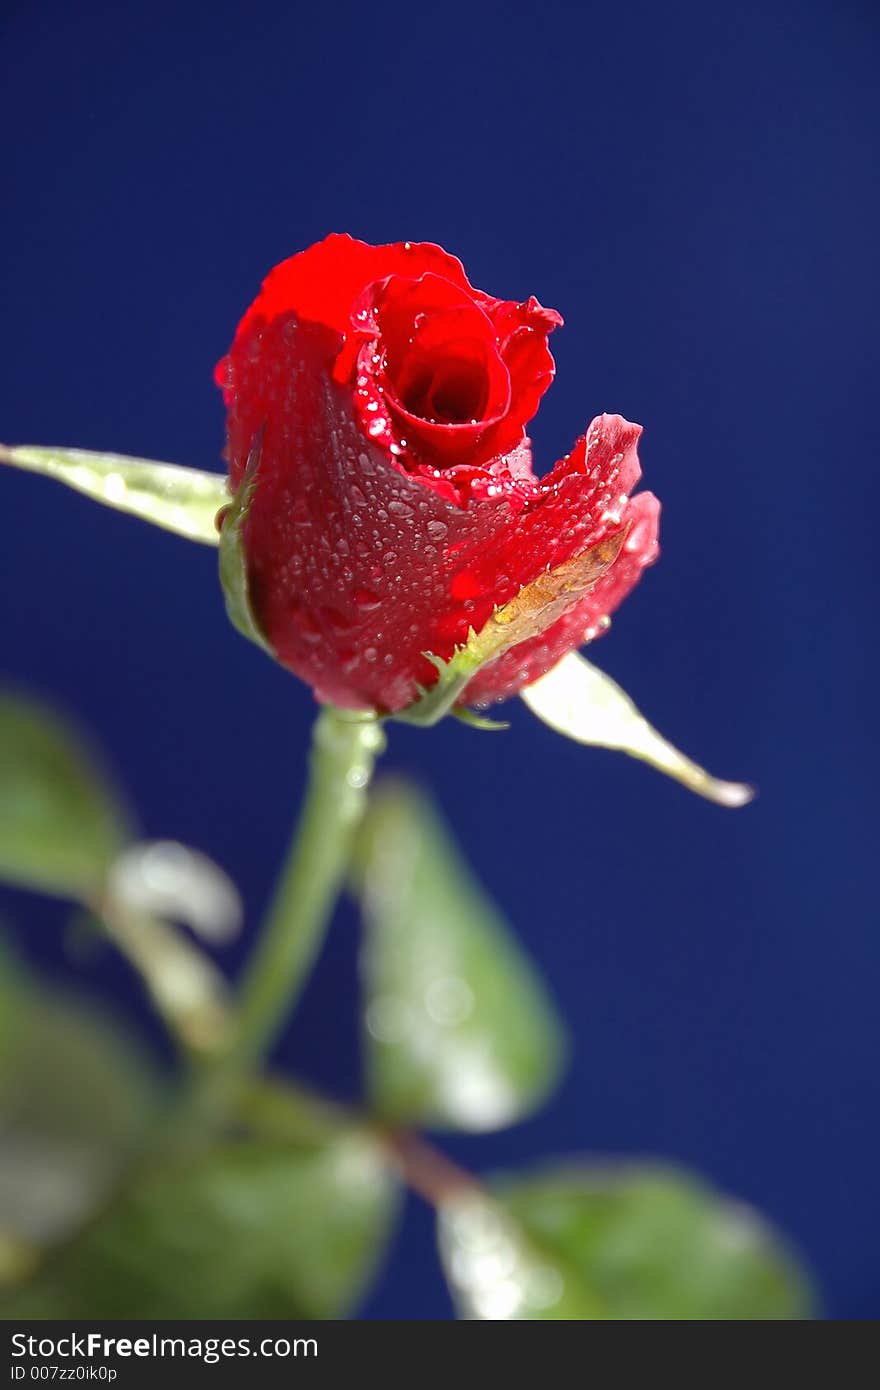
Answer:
top-left (237, 705), bottom-right (385, 1065)
top-left (187, 705), bottom-right (385, 1124)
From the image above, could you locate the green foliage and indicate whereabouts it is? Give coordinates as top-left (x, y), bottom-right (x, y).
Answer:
top-left (0, 686), bottom-right (808, 1322)
top-left (439, 1162), bottom-right (814, 1320)
top-left (355, 780), bottom-right (567, 1131)
top-left (0, 694), bottom-right (132, 899)
top-left (217, 433), bottom-right (273, 654)
top-left (0, 942), bottom-right (161, 1253)
top-left (2, 1132), bottom-right (398, 1319)
top-left (522, 651), bottom-right (753, 806)
top-left (0, 444), bottom-right (226, 545)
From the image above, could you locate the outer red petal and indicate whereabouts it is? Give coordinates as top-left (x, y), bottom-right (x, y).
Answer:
top-left (219, 311), bottom-right (513, 710)
top-left (230, 233), bottom-right (473, 363)
top-left (463, 491), bottom-right (661, 706)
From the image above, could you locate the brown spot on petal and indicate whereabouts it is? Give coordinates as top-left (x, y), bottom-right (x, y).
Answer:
top-left (472, 527), bottom-right (627, 664)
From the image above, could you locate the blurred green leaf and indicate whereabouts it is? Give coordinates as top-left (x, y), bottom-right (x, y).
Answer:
top-left (239, 1078), bottom-right (354, 1149)
top-left (2, 1132), bottom-right (398, 1319)
top-left (0, 444), bottom-right (225, 545)
top-left (438, 1161), bottom-right (814, 1319)
top-left (521, 651), bottom-right (754, 807)
top-left (0, 939), bottom-right (161, 1251)
top-left (355, 781), bottom-right (567, 1131)
top-left (0, 933), bottom-right (25, 1061)
top-left (0, 693), bottom-right (132, 899)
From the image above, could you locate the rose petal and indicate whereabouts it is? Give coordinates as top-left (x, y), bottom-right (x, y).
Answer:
top-left (226, 233), bottom-right (473, 347)
top-left (350, 273), bottom-right (513, 469)
top-left (463, 491), bottom-right (661, 706)
top-left (220, 235), bottom-right (564, 492)
top-left (220, 312), bottom-right (512, 709)
top-left (474, 295), bottom-right (564, 459)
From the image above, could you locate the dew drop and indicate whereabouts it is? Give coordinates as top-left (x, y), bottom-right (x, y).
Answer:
top-left (102, 472), bottom-right (127, 504)
top-left (324, 618), bottom-right (348, 643)
top-left (354, 588), bottom-right (382, 612)
top-left (388, 499), bottom-right (415, 519)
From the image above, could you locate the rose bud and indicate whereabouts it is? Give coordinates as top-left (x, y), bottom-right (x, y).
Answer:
top-left (216, 234), bottom-right (659, 714)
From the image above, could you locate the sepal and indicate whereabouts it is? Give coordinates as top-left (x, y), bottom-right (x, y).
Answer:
top-left (521, 651), bottom-right (754, 807)
top-left (217, 431), bottom-right (273, 655)
top-left (0, 443), bottom-right (226, 545)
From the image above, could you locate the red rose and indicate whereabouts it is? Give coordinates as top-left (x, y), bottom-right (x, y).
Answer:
top-left (216, 234), bottom-right (660, 713)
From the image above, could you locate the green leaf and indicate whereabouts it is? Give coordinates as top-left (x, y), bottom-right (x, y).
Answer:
top-left (0, 940), bottom-right (162, 1252)
top-left (0, 694), bottom-right (132, 899)
top-left (2, 1132), bottom-right (398, 1319)
top-left (522, 651), bottom-right (754, 807)
top-left (396, 532), bottom-right (626, 727)
top-left (0, 444), bottom-right (226, 545)
top-left (438, 1162), bottom-right (814, 1319)
top-left (217, 431), bottom-right (273, 653)
top-left (355, 781), bottom-right (567, 1131)
top-left (239, 1078), bottom-right (355, 1149)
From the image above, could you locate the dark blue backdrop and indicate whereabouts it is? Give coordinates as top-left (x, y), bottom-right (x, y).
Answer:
top-left (1, 0), bottom-right (877, 1319)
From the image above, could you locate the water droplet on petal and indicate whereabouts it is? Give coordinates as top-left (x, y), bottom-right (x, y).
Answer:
top-left (354, 588), bottom-right (382, 612)
top-left (388, 499), bottom-right (415, 519)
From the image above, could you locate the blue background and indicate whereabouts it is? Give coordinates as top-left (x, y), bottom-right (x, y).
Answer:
top-left (1, 0), bottom-right (878, 1319)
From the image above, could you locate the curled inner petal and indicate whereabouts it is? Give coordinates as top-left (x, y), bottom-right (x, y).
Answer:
top-left (394, 337), bottom-right (496, 424)
top-left (349, 273), bottom-right (512, 468)
top-left (381, 283), bottom-right (509, 421)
